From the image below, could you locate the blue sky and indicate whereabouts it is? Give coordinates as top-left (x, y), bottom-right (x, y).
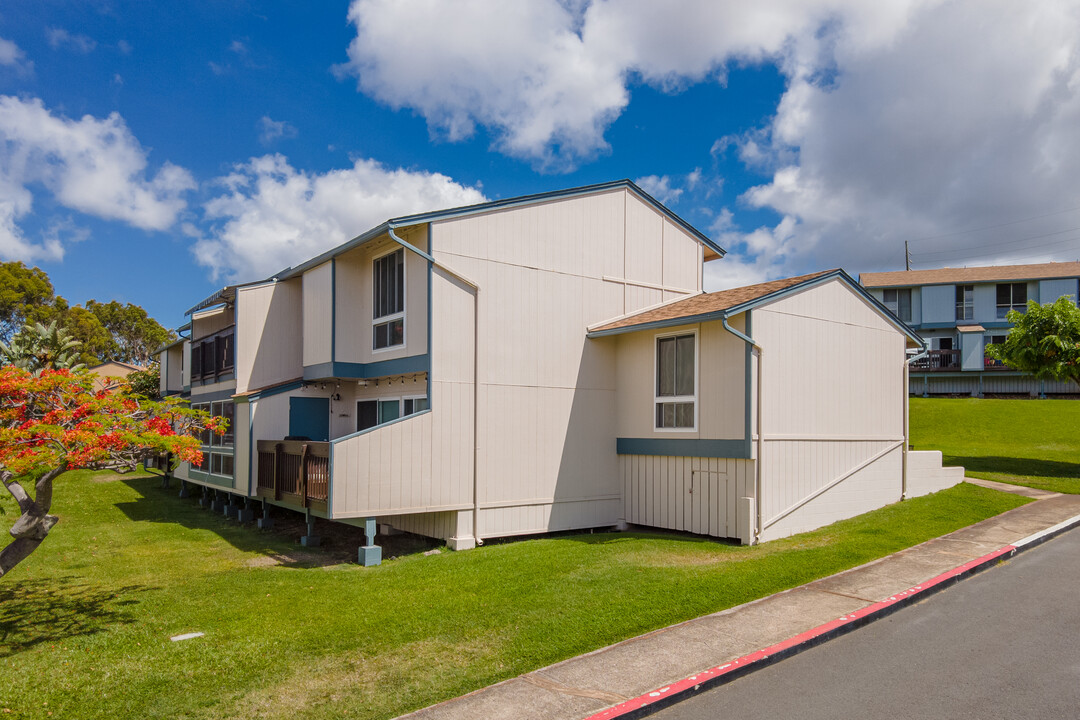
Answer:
top-left (2, 1), bottom-right (1080, 330)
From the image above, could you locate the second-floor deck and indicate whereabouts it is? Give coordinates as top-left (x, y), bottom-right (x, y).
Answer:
top-left (910, 350), bottom-right (1013, 372)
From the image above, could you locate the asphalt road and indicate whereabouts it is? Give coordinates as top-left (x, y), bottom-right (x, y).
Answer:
top-left (654, 528), bottom-right (1080, 720)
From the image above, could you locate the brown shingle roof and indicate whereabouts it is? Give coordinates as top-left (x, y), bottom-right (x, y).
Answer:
top-left (860, 261), bottom-right (1080, 288)
top-left (589, 270), bottom-right (834, 334)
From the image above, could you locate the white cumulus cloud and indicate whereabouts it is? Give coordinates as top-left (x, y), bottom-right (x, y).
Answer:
top-left (726, 0), bottom-right (1080, 281)
top-left (197, 154), bottom-right (487, 281)
top-left (338, 0), bottom-right (924, 170)
top-left (0, 95), bottom-right (195, 261)
top-left (634, 175), bottom-right (683, 205)
top-left (342, 0), bottom-right (1080, 285)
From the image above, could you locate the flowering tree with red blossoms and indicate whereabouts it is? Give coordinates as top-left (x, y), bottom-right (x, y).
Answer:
top-left (0, 367), bottom-right (225, 579)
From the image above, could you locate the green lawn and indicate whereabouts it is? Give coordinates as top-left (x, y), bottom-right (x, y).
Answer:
top-left (0, 471), bottom-right (1027, 719)
top-left (910, 397), bottom-right (1080, 494)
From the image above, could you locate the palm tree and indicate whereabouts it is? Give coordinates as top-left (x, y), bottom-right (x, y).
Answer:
top-left (0, 321), bottom-right (86, 373)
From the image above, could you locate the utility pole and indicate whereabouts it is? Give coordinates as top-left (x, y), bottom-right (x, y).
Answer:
top-left (905, 241), bottom-right (911, 271)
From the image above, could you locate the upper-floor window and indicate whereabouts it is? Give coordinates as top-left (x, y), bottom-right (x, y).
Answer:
top-left (955, 285), bottom-right (974, 321)
top-left (996, 283), bottom-right (1026, 318)
top-left (373, 249), bottom-right (405, 350)
top-left (883, 288), bottom-right (912, 322)
top-left (655, 333), bottom-right (696, 430)
top-left (190, 328), bottom-right (234, 382)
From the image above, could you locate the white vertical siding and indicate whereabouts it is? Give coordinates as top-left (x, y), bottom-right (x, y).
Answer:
top-left (334, 226), bottom-right (429, 365)
top-left (302, 262), bottom-right (333, 367)
top-left (328, 187), bottom-right (708, 539)
top-left (191, 306), bottom-right (234, 339)
top-left (233, 404), bottom-right (251, 495)
top-left (613, 318), bottom-right (746, 440)
top-left (620, 456), bottom-right (755, 541)
top-left (181, 340), bottom-right (191, 388)
top-left (753, 278), bottom-right (908, 541)
top-left (331, 380), bottom-right (472, 517)
top-left (235, 280), bottom-right (302, 393)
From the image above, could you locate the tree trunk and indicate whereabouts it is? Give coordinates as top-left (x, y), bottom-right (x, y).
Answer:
top-left (0, 537), bottom-right (43, 578)
top-left (0, 466), bottom-right (65, 580)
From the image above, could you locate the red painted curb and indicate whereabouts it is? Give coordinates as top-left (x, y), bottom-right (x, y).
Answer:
top-left (583, 544), bottom-right (1016, 720)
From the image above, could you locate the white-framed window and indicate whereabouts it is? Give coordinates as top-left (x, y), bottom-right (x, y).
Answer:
top-left (373, 248), bottom-right (405, 351)
top-left (210, 453), bottom-right (234, 478)
top-left (955, 285), bottom-right (974, 321)
top-left (403, 395), bottom-right (429, 415)
top-left (209, 400), bottom-right (235, 447)
top-left (356, 394), bottom-right (428, 432)
top-left (996, 283), bottom-right (1027, 318)
top-left (655, 331), bottom-right (697, 430)
top-left (883, 288), bottom-right (912, 322)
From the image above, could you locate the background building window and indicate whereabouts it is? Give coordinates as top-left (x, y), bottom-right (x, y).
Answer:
top-left (655, 333), bottom-right (695, 429)
top-left (883, 288), bottom-right (912, 322)
top-left (373, 249), bottom-right (405, 350)
top-left (996, 283), bottom-right (1027, 318)
top-left (955, 285), bottom-right (974, 320)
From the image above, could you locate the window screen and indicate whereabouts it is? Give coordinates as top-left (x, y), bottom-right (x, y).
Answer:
top-left (656, 334), bottom-right (695, 429)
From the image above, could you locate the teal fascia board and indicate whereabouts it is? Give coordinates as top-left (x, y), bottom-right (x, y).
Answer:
top-left (188, 386), bottom-right (240, 403)
top-left (246, 380), bottom-right (304, 400)
top-left (616, 437), bottom-right (751, 459)
top-left (303, 354), bottom-right (430, 381)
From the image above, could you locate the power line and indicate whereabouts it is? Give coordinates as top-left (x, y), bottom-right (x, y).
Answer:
top-left (911, 225), bottom-right (1080, 260)
top-left (905, 204), bottom-right (1080, 246)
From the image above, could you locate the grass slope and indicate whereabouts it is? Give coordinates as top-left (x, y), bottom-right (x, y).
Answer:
top-left (0, 472), bottom-right (1026, 719)
top-left (910, 397), bottom-right (1080, 494)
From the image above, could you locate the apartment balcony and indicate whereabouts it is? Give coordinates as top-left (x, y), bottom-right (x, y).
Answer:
top-left (255, 440), bottom-right (330, 512)
top-left (910, 349), bottom-right (960, 371)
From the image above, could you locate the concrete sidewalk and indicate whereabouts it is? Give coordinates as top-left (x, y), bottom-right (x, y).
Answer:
top-left (401, 481), bottom-right (1080, 720)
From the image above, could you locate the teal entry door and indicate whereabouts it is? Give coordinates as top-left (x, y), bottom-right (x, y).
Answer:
top-left (289, 397), bottom-right (330, 442)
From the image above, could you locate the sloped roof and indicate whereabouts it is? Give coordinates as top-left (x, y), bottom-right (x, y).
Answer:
top-left (588, 270), bottom-right (833, 335)
top-left (860, 261), bottom-right (1080, 288)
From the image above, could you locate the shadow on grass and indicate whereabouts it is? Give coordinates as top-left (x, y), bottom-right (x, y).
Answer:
top-left (946, 455), bottom-right (1080, 481)
top-left (0, 577), bottom-right (144, 657)
top-left (113, 474), bottom-right (438, 566)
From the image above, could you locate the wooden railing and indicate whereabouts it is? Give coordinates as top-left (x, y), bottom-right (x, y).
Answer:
top-left (256, 440), bottom-right (330, 509)
top-left (910, 349), bottom-right (960, 371)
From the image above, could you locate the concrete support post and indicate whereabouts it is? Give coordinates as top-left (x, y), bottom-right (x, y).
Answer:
top-left (198, 486), bottom-right (210, 508)
top-left (178, 478), bottom-right (189, 499)
top-left (300, 509), bottom-right (321, 547)
top-left (257, 501), bottom-right (274, 530)
top-left (237, 496), bottom-right (254, 523)
top-left (358, 516), bottom-right (381, 566)
top-left (210, 490), bottom-right (226, 513)
top-left (223, 494), bottom-right (240, 519)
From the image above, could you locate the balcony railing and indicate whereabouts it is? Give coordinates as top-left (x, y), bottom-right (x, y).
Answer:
top-left (256, 440), bottom-right (329, 510)
top-left (910, 349), bottom-right (960, 371)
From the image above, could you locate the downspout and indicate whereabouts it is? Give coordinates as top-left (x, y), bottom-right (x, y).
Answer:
top-left (902, 341), bottom-right (929, 500)
top-left (387, 225), bottom-right (483, 547)
top-left (721, 315), bottom-right (764, 545)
